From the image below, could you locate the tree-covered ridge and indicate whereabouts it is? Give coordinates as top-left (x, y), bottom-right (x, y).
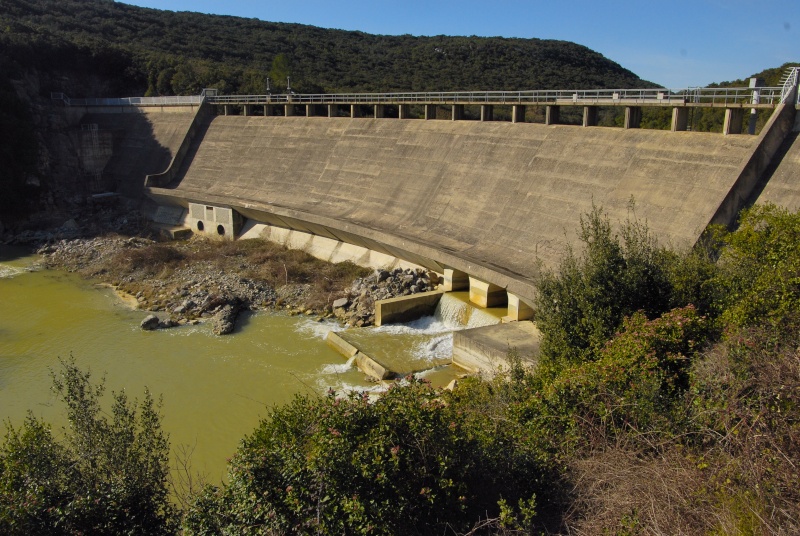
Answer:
top-left (0, 0), bottom-right (652, 96)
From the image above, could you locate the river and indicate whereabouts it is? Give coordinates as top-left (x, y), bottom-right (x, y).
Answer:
top-left (0, 245), bottom-right (476, 483)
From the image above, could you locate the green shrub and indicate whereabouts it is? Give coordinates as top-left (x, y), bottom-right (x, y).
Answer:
top-left (717, 203), bottom-right (800, 332)
top-left (531, 306), bottom-right (712, 455)
top-left (0, 358), bottom-right (177, 535)
top-left (184, 377), bottom-right (546, 535)
top-left (534, 205), bottom-right (714, 369)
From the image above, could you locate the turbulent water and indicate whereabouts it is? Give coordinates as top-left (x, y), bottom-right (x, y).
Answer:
top-left (0, 247), bottom-right (493, 482)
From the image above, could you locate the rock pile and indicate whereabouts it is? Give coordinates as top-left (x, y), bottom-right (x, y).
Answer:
top-left (332, 267), bottom-right (438, 327)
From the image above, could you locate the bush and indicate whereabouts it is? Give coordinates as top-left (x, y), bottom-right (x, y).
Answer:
top-left (0, 358), bottom-right (177, 535)
top-left (534, 205), bottom-right (714, 369)
top-left (184, 377), bottom-right (545, 535)
top-left (717, 203), bottom-right (800, 332)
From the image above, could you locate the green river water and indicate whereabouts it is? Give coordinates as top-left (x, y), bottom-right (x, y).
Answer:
top-left (0, 246), bottom-right (475, 483)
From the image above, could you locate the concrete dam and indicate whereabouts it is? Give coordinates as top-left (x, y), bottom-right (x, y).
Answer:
top-left (64, 77), bottom-right (799, 324)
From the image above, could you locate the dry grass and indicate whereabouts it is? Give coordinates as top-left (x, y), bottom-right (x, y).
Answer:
top-left (100, 236), bottom-right (371, 312)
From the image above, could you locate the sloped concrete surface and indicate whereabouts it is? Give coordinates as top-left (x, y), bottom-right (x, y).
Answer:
top-left (151, 116), bottom-right (761, 301)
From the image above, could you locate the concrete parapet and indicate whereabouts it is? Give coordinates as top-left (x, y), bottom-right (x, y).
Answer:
top-left (452, 321), bottom-right (540, 374)
top-left (375, 290), bottom-right (444, 326)
top-left (469, 276), bottom-right (507, 308)
top-left (325, 331), bottom-right (359, 358)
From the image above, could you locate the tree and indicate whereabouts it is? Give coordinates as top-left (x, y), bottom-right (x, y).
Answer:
top-left (269, 53), bottom-right (291, 92)
top-left (0, 358), bottom-right (177, 535)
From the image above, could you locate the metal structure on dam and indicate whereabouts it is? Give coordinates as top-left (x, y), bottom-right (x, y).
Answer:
top-left (54, 68), bottom-right (800, 325)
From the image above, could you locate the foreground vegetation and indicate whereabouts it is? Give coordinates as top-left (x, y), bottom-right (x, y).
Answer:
top-left (3, 204), bottom-right (799, 534)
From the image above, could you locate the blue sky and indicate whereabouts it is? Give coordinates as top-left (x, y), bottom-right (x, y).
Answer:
top-left (123, 0), bottom-right (797, 88)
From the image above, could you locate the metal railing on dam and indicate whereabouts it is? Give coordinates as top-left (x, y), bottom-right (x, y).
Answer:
top-left (204, 85), bottom-right (787, 108)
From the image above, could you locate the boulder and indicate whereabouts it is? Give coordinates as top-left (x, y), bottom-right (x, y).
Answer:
top-left (140, 314), bottom-right (161, 330)
top-left (332, 297), bottom-right (349, 309)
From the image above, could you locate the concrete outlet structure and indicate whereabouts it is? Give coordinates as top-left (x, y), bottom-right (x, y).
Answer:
top-left (187, 203), bottom-right (243, 239)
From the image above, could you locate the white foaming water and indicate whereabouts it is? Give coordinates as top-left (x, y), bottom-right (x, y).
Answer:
top-left (435, 293), bottom-right (501, 329)
top-left (320, 355), bottom-right (356, 374)
top-left (0, 264), bottom-right (26, 279)
top-left (296, 317), bottom-right (342, 339)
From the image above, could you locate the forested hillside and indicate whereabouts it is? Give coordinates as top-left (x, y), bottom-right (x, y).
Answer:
top-left (0, 0), bottom-right (651, 97)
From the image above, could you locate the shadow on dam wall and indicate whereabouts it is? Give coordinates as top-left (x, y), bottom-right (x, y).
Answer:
top-left (141, 100), bottom-right (797, 304)
top-left (72, 106), bottom-right (199, 198)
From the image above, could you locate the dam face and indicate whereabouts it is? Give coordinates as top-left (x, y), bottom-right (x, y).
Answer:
top-left (147, 112), bottom-right (781, 303)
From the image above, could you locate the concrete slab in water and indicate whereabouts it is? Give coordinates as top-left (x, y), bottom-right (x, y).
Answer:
top-left (453, 321), bottom-right (541, 374)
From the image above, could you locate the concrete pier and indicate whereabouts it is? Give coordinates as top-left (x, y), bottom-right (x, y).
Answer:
top-left (512, 105), bottom-right (526, 123)
top-left (481, 105), bottom-right (494, 122)
top-left (545, 105), bottom-right (560, 125)
top-left (399, 104), bottom-right (411, 119)
top-left (624, 106), bottom-right (642, 129)
top-left (327, 104), bottom-right (336, 117)
top-left (284, 104), bottom-right (294, 117)
top-left (425, 104), bottom-right (437, 120)
top-left (452, 104), bottom-right (464, 121)
top-left (583, 106), bottom-right (598, 127)
top-left (724, 108), bottom-right (744, 135)
top-left (443, 268), bottom-right (469, 292)
top-left (374, 104), bottom-right (385, 119)
top-left (672, 107), bottom-right (689, 131)
top-left (505, 293), bottom-right (534, 322)
top-left (350, 104), bottom-right (360, 118)
top-left (469, 276), bottom-right (507, 308)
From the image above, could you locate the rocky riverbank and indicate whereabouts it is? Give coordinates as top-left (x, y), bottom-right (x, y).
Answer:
top-left (36, 233), bottom-right (437, 335)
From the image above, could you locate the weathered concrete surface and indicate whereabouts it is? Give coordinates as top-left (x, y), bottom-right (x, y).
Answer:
top-left (82, 106), bottom-right (198, 197)
top-left (375, 290), bottom-right (444, 326)
top-left (452, 321), bottom-right (541, 373)
top-left (148, 116), bottom-right (763, 302)
top-left (325, 331), bottom-right (359, 358)
top-left (754, 111), bottom-right (800, 211)
top-left (707, 101), bottom-right (798, 227)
